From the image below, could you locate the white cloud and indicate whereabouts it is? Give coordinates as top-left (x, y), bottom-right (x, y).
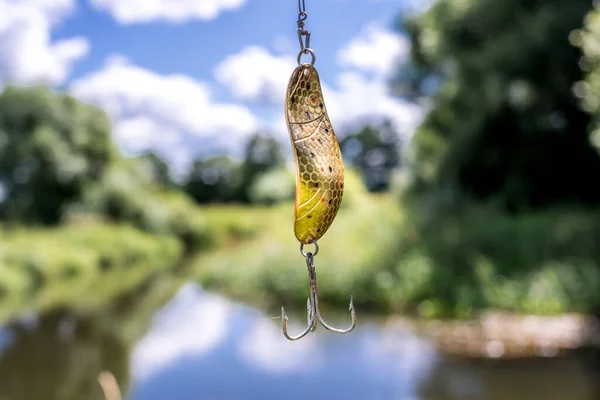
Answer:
top-left (214, 42), bottom-right (421, 141)
top-left (360, 321), bottom-right (437, 388)
top-left (0, 0), bottom-right (89, 86)
top-left (70, 55), bottom-right (259, 171)
top-left (88, 0), bottom-right (247, 24)
top-left (112, 116), bottom-right (182, 155)
top-left (401, 0), bottom-right (435, 14)
top-left (337, 24), bottom-right (409, 78)
top-left (214, 21), bottom-right (421, 140)
top-left (214, 46), bottom-right (297, 104)
top-left (323, 72), bottom-right (421, 139)
top-left (132, 284), bottom-right (229, 381)
top-left (237, 318), bottom-right (321, 373)
top-left (265, 71), bottom-right (422, 143)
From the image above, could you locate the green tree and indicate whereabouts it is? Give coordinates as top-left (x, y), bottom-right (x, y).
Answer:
top-left (184, 134), bottom-right (284, 204)
top-left (341, 120), bottom-right (401, 192)
top-left (137, 152), bottom-right (174, 188)
top-left (397, 0), bottom-right (600, 212)
top-left (238, 133), bottom-right (285, 202)
top-left (0, 85), bottom-right (209, 249)
top-left (0, 85), bottom-right (115, 224)
top-left (184, 156), bottom-right (241, 203)
top-left (248, 167), bottom-right (295, 205)
top-left (576, 3), bottom-right (600, 152)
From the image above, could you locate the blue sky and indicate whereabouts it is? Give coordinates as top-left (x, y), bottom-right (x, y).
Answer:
top-left (58, 0), bottom-right (404, 84)
top-left (0, 0), bottom-right (426, 172)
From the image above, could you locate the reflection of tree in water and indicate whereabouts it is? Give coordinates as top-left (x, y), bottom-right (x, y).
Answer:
top-left (0, 271), bottom-right (184, 400)
top-left (417, 355), bottom-right (600, 400)
top-left (0, 311), bottom-right (128, 400)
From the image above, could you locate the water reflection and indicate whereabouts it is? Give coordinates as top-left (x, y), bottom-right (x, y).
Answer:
top-left (0, 281), bottom-right (598, 400)
top-left (0, 270), bottom-right (183, 400)
top-left (129, 284), bottom-right (599, 400)
top-left (0, 311), bottom-right (130, 400)
top-left (131, 284), bottom-right (436, 400)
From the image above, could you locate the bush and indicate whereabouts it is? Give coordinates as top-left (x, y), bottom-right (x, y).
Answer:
top-left (392, 204), bottom-right (600, 317)
top-left (65, 159), bottom-right (213, 251)
top-left (249, 167), bottom-right (295, 205)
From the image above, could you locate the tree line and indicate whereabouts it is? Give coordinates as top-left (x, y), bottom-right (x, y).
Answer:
top-left (0, 82), bottom-right (404, 227)
top-left (145, 122), bottom-right (404, 205)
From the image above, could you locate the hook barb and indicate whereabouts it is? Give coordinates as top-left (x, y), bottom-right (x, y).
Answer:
top-left (281, 241), bottom-right (356, 340)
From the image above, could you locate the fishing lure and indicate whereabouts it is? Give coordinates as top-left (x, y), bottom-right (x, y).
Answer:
top-left (280, 0), bottom-right (356, 341)
top-left (285, 65), bottom-right (344, 245)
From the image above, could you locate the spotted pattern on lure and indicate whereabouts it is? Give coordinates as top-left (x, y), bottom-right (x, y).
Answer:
top-left (285, 64), bottom-right (344, 245)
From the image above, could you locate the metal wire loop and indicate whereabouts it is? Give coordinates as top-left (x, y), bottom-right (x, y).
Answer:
top-left (300, 239), bottom-right (319, 258)
top-left (297, 48), bottom-right (316, 66)
top-left (297, 29), bottom-right (311, 52)
top-left (296, 0), bottom-right (315, 65)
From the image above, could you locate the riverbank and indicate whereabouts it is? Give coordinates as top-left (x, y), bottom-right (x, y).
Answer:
top-left (194, 186), bottom-right (600, 321)
top-left (1, 186), bottom-right (599, 350)
top-left (0, 222), bottom-right (182, 324)
top-left (382, 311), bottom-right (600, 360)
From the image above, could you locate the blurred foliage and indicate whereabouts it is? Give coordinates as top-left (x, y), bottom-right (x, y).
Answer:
top-left (69, 158), bottom-right (213, 251)
top-left (340, 120), bottom-right (402, 192)
top-left (0, 247), bottom-right (188, 400)
top-left (184, 155), bottom-right (241, 204)
top-left (0, 85), bottom-right (115, 224)
top-left (0, 85), bottom-right (213, 252)
top-left (5, 0), bottom-right (600, 327)
top-left (397, 0), bottom-right (600, 212)
top-left (183, 133), bottom-right (285, 204)
top-left (0, 223), bottom-right (181, 324)
top-left (0, 85), bottom-right (219, 326)
top-left (248, 167), bottom-right (295, 205)
top-left (575, 3), bottom-right (600, 151)
top-left (196, 169), bottom-right (402, 313)
top-left (393, 205), bottom-right (600, 318)
top-left (238, 133), bottom-right (285, 202)
top-left (136, 152), bottom-right (176, 189)
top-left (197, 193), bottom-right (600, 318)
top-left (383, 0), bottom-right (600, 318)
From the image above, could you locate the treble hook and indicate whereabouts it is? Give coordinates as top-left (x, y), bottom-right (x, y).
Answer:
top-left (281, 240), bottom-right (356, 341)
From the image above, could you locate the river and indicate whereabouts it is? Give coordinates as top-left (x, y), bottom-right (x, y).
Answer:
top-left (0, 283), bottom-right (598, 400)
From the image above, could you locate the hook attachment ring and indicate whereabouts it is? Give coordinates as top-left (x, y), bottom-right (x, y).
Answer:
top-left (297, 48), bottom-right (316, 66)
top-left (300, 239), bottom-right (319, 257)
